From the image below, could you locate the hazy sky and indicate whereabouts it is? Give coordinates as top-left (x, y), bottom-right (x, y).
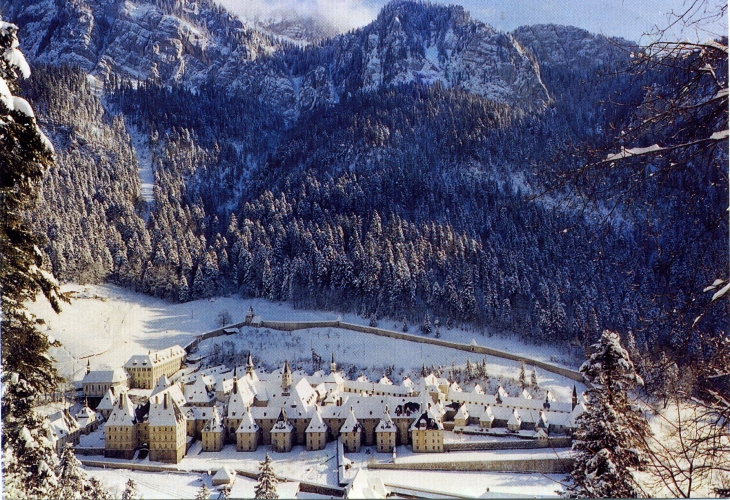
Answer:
top-left (217, 0), bottom-right (728, 43)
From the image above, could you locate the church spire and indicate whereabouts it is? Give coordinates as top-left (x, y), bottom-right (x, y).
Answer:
top-left (282, 360), bottom-right (292, 391)
top-left (330, 352), bottom-right (337, 374)
top-left (246, 351), bottom-right (254, 376)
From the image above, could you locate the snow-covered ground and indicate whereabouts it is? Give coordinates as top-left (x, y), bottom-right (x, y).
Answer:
top-left (28, 284), bottom-right (582, 399)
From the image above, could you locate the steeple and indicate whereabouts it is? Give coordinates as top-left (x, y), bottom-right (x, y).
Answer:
top-left (246, 351), bottom-right (255, 376)
top-left (282, 360), bottom-right (292, 392)
top-left (330, 352), bottom-right (337, 374)
top-left (86, 359), bottom-right (91, 375)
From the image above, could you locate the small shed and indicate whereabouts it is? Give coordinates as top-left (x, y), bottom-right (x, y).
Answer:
top-left (212, 466), bottom-right (236, 487)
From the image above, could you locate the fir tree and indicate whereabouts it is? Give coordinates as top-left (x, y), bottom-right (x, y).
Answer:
top-left (195, 482), bottom-right (211, 500)
top-left (566, 330), bottom-right (650, 498)
top-left (121, 478), bottom-right (139, 500)
top-left (402, 316), bottom-right (408, 332)
top-left (518, 362), bottom-right (527, 388)
top-left (255, 454), bottom-right (279, 499)
top-left (531, 367), bottom-right (538, 388)
top-left (421, 313), bottom-right (432, 335)
top-left (0, 18), bottom-right (85, 500)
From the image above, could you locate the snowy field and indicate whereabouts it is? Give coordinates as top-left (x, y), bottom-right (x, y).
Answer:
top-left (28, 284), bottom-right (582, 399)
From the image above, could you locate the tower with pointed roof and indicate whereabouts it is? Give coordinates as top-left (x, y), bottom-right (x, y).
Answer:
top-left (330, 352), bottom-right (337, 374)
top-left (246, 351), bottom-right (255, 377)
top-left (201, 406), bottom-right (225, 452)
top-left (572, 384), bottom-right (578, 410)
top-left (281, 360), bottom-right (292, 394)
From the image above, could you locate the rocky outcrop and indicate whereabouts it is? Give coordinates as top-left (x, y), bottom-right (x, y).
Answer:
top-left (3, 0), bottom-right (557, 118)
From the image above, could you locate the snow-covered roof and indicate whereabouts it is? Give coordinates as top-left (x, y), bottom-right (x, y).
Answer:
top-left (184, 376), bottom-right (212, 405)
top-left (227, 379), bottom-right (255, 418)
top-left (212, 466), bottom-right (236, 485)
top-left (82, 368), bottom-right (129, 385)
top-left (106, 393), bottom-right (135, 426)
top-left (96, 388), bottom-right (118, 411)
top-left (75, 404), bottom-right (97, 425)
top-left (148, 393), bottom-right (185, 427)
top-left (150, 378), bottom-right (186, 408)
top-left (340, 408), bottom-right (361, 433)
top-left (305, 407), bottom-right (327, 433)
top-left (202, 407), bottom-right (224, 433)
top-left (521, 389), bottom-right (533, 399)
top-left (124, 345), bottom-right (185, 369)
top-left (375, 410), bottom-right (396, 433)
top-left (507, 409), bottom-right (522, 427)
top-left (409, 409), bottom-right (443, 431)
top-left (236, 409), bottom-right (260, 433)
top-left (454, 404), bottom-right (469, 420)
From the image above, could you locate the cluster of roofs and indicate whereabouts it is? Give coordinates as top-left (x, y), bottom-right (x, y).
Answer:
top-left (72, 342), bottom-right (586, 464)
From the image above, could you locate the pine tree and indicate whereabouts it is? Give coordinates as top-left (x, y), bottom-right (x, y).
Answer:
top-left (196, 482), bottom-right (211, 500)
top-left (121, 478), bottom-right (139, 500)
top-left (255, 454), bottom-right (279, 499)
top-left (421, 313), bottom-right (431, 335)
top-left (518, 362), bottom-right (527, 388)
top-left (402, 316), bottom-right (408, 332)
top-left (531, 367), bottom-right (538, 388)
top-left (57, 443), bottom-right (109, 499)
top-left (566, 330), bottom-right (650, 498)
top-left (0, 18), bottom-right (90, 500)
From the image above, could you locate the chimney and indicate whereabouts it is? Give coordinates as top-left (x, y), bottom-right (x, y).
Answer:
top-left (164, 393), bottom-right (168, 410)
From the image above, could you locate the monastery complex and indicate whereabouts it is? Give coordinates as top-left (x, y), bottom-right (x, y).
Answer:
top-left (66, 338), bottom-right (586, 464)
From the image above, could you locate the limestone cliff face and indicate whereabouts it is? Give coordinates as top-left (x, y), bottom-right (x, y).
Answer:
top-left (3, 0), bottom-right (552, 121)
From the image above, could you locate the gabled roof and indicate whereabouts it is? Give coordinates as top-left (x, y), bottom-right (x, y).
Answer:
top-left (106, 393), bottom-right (135, 426)
top-left (409, 409), bottom-right (443, 431)
top-left (82, 368), bottom-right (129, 385)
top-left (340, 408), bottom-right (361, 433)
top-left (236, 409), bottom-right (260, 433)
top-left (96, 388), bottom-right (118, 411)
top-left (375, 410), bottom-right (395, 433)
top-left (507, 409), bottom-right (522, 427)
top-left (479, 406), bottom-right (495, 422)
top-left (148, 393), bottom-right (185, 427)
top-left (185, 376), bottom-right (212, 405)
top-left (305, 408), bottom-right (327, 433)
top-left (454, 404), bottom-right (469, 420)
top-left (202, 407), bottom-right (224, 433)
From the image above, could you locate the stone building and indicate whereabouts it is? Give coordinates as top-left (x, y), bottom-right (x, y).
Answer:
top-left (305, 407), bottom-right (327, 451)
top-left (201, 406), bottom-right (225, 452)
top-left (125, 346), bottom-right (186, 389)
top-left (148, 392), bottom-right (187, 463)
top-left (340, 408), bottom-right (362, 453)
top-left (236, 409), bottom-right (261, 452)
top-left (410, 408), bottom-right (444, 453)
top-left (271, 408), bottom-right (294, 453)
top-left (82, 365), bottom-right (130, 399)
top-left (104, 393), bottom-right (137, 459)
top-left (375, 408), bottom-right (397, 453)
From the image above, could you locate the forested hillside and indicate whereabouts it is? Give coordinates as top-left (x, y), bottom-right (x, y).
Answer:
top-left (4, 0), bottom-right (727, 372)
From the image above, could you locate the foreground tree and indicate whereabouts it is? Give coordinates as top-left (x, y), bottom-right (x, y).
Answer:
top-left (1, 15), bottom-right (60, 498)
top-left (0, 18), bottom-right (106, 500)
top-left (566, 330), bottom-right (650, 498)
top-left (255, 454), bottom-right (278, 499)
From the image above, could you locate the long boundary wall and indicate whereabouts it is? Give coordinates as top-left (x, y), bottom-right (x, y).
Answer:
top-left (188, 319), bottom-right (585, 384)
top-left (444, 437), bottom-right (572, 452)
top-left (369, 456), bottom-right (574, 474)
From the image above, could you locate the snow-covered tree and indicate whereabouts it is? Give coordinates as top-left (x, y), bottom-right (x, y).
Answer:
top-left (255, 454), bottom-right (278, 499)
top-left (121, 478), bottom-right (140, 500)
top-left (518, 362), bottom-right (527, 388)
top-left (566, 330), bottom-right (650, 498)
top-left (531, 367), bottom-right (539, 388)
top-left (420, 313), bottom-right (431, 335)
top-left (57, 443), bottom-right (109, 499)
top-left (195, 482), bottom-right (211, 500)
top-left (0, 18), bottom-right (101, 500)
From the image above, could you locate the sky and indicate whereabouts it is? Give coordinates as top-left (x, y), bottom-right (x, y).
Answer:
top-left (216, 0), bottom-right (728, 44)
